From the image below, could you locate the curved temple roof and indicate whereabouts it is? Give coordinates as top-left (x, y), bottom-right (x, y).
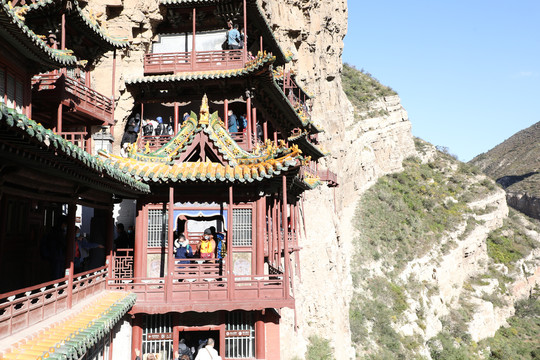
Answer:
top-left (2, 292), bottom-right (136, 360)
top-left (0, 103), bottom-right (150, 194)
top-left (0, 0), bottom-right (77, 71)
top-left (99, 95), bottom-right (309, 185)
top-left (21, 0), bottom-right (129, 51)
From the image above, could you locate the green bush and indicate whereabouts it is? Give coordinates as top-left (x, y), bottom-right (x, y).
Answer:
top-left (305, 335), bottom-right (334, 360)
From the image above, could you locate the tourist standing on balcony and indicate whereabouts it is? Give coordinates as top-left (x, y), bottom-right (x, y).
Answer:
top-left (227, 110), bottom-right (238, 133)
top-left (227, 23), bottom-right (242, 50)
top-left (199, 228), bottom-right (216, 260)
top-left (174, 235), bottom-right (193, 266)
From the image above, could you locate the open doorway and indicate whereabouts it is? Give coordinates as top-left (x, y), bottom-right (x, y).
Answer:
top-left (178, 329), bottom-right (220, 359)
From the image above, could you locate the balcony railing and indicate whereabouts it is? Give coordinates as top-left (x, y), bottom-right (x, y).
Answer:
top-left (137, 135), bottom-right (173, 152)
top-left (32, 73), bottom-right (114, 124)
top-left (0, 267), bottom-right (107, 340)
top-left (144, 50), bottom-right (245, 74)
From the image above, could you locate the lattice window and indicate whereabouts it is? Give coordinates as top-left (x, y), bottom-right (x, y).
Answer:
top-left (232, 208), bottom-right (252, 247)
top-left (142, 314), bottom-right (173, 360)
top-left (148, 209), bottom-right (168, 247)
top-left (225, 311), bottom-right (254, 358)
top-left (113, 253), bottom-right (133, 278)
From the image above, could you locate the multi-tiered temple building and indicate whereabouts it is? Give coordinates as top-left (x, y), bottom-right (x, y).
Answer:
top-left (0, 0), bottom-right (336, 359)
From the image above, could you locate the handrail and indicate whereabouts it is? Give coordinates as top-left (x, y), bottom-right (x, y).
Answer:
top-left (0, 266), bottom-right (108, 340)
top-left (32, 73), bottom-right (113, 123)
top-left (144, 50), bottom-right (245, 74)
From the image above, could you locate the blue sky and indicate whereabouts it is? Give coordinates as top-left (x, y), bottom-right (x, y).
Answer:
top-left (342, 1), bottom-right (540, 161)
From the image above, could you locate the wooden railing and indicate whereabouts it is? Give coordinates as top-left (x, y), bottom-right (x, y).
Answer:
top-left (32, 73), bottom-right (114, 124)
top-left (0, 266), bottom-right (107, 340)
top-left (144, 50), bottom-right (245, 74)
top-left (137, 135), bottom-right (173, 152)
top-left (107, 274), bottom-right (285, 304)
top-left (299, 165), bottom-right (338, 187)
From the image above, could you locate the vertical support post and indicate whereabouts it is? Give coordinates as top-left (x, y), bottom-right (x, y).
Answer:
top-left (57, 103), bottom-right (63, 133)
top-left (224, 99), bottom-right (229, 130)
top-left (65, 202), bottom-right (76, 309)
top-left (106, 205), bottom-right (114, 278)
top-left (282, 175), bottom-right (290, 298)
top-left (132, 315), bottom-right (143, 360)
top-left (174, 102), bottom-right (179, 134)
top-left (134, 202), bottom-right (145, 278)
top-left (275, 198), bottom-right (281, 265)
top-left (271, 197), bottom-right (277, 267)
top-left (61, 13), bottom-right (66, 51)
top-left (246, 95), bottom-right (252, 150)
top-left (85, 125), bottom-right (92, 153)
top-left (227, 186), bottom-right (234, 300)
top-left (263, 120), bottom-right (267, 141)
top-left (255, 311), bottom-right (265, 359)
top-left (243, 0), bottom-right (247, 63)
top-left (192, 8), bottom-right (196, 70)
top-left (255, 197), bottom-right (265, 275)
top-left (166, 187), bottom-right (174, 302)
top-left (252, 106), bottom-right (257, 143)
top-left (273, 131), bottom-right (277, 146)
top-left (259, 35), bottom-right (263, 53)
top-left (111, 49), bottom-right (117, 134)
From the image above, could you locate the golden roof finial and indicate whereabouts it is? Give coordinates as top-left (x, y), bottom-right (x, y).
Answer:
top-left (199, 94), bottom-right (209, 125)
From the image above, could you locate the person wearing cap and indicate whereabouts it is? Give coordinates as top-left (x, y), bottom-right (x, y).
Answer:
top-left (199, 228), bottom-right (216, 260)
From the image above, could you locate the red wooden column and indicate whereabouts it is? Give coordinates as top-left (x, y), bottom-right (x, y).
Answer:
top-left (255, 311), bottom-right (265, 359)
top-left (255, 197), bottom-right (265, 275)
top-left (57, 103), bottom-right (63, 133)
top-left (246, 96), bottom-right (252, 150)
top-left (243, 0), bottom-right (247, 63)
top-left (224, 99), bottom-right (229, 129)
top-left (61, 13), bottom-right (66, 51)
top-left (134, 202), bottom-right (145, 278)
top-left (275, 197), bottom-right (281, 265)
top-left (174, 102), bottom-right (179, 134)
top-left (106, 206), bottom-right (114, 278)
top-left (227, 186), bottom-right (234, 299)
top-left (259, 35), bottom-right (263, 53)
top-left (263, 121), bottom-right (268, 142)
top-left (191, 8), bottom-right (196, 70)
top-left (273, 131), bottom-right (278, 146)
top-left (85, 125), bottom-right (92, 153)
top-left (252, 107), bottom-right (257, 143)
top-left (65, 202), bottom-right (76, 308)
top-left (282, 175), bottom-right (290, 297)
top-left (271, 197), bottom-right (277, 267)
top-left (111, 49), bottom-right (117, 135)
top-left (166, 187), bottom-right (175, 302)
top-left (132, 315), bottom-right (143, 360)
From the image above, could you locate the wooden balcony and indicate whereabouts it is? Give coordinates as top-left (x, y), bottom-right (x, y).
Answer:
top-left (137, 132), bottom-right (262, 153)
top-left (144, 50), bottom-right (245, 74)
top-left (32, 73), bottom-right (114, 125)
top-left (59, 131), bottom-right (88, 151)
top-left (0, 267), bottom-right (107, 340)
top-left (109, 253), bottom-right (292, 313)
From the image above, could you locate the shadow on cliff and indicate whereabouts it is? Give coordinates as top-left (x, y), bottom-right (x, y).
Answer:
top-left (496, 172), bottom-right (539, 188)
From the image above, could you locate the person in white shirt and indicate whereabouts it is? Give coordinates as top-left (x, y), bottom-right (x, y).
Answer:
top-left (194, 338), bottom-right (221, 360)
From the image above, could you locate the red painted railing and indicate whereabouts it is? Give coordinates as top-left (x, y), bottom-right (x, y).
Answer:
top-left (0, 266), bottom-right (107, 340)
top-left (144, 50), bottom-right (244, 74)
top-left (32, 73), bottom-right (114, 124)
top-left (137, 135), bottom-right (172, 152)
